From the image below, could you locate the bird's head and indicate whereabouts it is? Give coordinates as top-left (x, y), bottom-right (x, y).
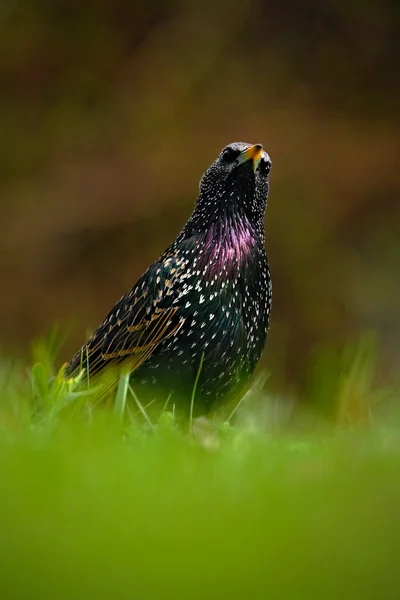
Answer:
top-left (192, 142), bottom-right (272, 231)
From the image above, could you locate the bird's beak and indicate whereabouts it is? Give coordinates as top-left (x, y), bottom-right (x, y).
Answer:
top-left (235, 144), bottom-right (263, 172)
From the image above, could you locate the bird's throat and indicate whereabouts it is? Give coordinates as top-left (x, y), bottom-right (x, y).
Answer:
top-left (198, 214), bottom-right (263, 280)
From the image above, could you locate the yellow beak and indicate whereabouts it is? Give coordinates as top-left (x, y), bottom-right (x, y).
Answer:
top-left (236, 144), bottom-right (263, 172)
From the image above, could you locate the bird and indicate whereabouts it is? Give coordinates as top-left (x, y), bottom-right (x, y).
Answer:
top-left (64, 142), bottom-right (272, 416)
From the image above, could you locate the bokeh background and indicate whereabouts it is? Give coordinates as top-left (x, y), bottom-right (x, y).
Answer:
top-left (1, 0), bottom-right (399, 394)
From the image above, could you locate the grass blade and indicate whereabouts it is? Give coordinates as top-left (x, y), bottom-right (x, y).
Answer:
top-left (114, 368), bottom-right (130, 421)
top-left (190, 352), bottom-right (205, 435)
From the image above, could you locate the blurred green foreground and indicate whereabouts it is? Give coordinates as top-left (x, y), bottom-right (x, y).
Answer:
top-left (0, 340), bottom-right (399, 599)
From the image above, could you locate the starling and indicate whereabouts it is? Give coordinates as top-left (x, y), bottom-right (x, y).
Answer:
top-left (65, 142), bottom-right (272, 414)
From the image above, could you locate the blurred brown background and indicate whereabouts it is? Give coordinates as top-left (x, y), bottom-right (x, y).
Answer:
top-left (0, 0), bottom-right (399, 389)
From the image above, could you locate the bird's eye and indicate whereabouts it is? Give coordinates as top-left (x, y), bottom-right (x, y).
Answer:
top-left (259, 158), bottom-right (271, 176)
top-left (221, 147), bottom-right (240, 162)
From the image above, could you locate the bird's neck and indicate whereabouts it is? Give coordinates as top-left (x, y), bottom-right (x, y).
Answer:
top-left (189, 210), bottom-right (265, 281)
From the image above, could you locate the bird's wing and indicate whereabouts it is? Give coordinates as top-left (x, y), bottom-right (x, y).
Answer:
top-left (65, 253), bottom-right (186, 382)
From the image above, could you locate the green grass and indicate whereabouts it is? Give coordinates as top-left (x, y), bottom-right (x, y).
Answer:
top-left (0, 336), bottom-right (399, 599)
